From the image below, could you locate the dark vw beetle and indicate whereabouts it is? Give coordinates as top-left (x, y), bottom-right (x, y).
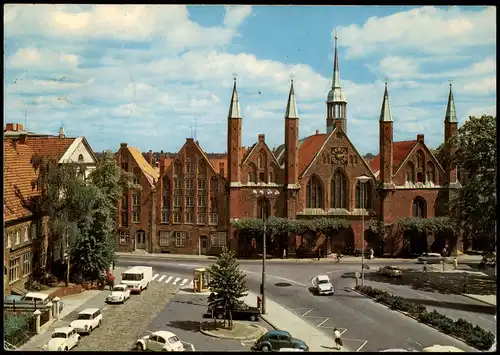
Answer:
top-left (252, 330), bottom-right (309, 352)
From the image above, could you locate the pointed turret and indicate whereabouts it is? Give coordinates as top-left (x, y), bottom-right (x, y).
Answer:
top-left (285, 80), bottom-right (299, 119)
top-left (379, 82), bottom-right (393, 122)
top-left (59, 123), bottom-right (65, 138)
top-left (326, 31), bottom-right (347, 134)
top-left (445, 82), bottom-right (457, 123)
top-left (228, 78), bottom-right (242, 119)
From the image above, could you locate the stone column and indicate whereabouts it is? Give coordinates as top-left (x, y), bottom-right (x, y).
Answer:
top-left (34, 310), bottom-right (41, 334)
top-left (53, 297), bottom-right (60, 320)
top-left (47, 302), bottom-right (53, 319)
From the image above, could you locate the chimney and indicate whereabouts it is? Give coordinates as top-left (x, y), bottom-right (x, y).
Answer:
top-left (258, 134), bottom-right (265, 143)
top-left (5, 123), bottom-right (14, 131)
top-left (159, 154), bottom-right (166, 177)
top-left (120, 143), bottom-right (128, 149)
top-left (315, 130), bottom-right (319, 135)
top-left (59, 126), bottom-right (65, 138)
top-left (417, 134), bottom-right (424, 142)
top-left (19, 133), bottom-right (27, 144)
top-left (148, 150), bottom-right (153, 166)
top-left (17, 123), bottom-right (25, 131)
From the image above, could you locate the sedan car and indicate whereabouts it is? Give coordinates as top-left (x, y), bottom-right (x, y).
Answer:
top-left (135, 330), bottom-right (184, 351)
top-left (311, 274), bottom-right (334, 295)
top-left (252, 330), bottom-right (309, 352)
top-left (106, 284), bottom-right (131, 304)
top-left (417, 253), bottom-right (444, 264)
top-left (70, 308), bottom-right (103, 335)
top-left (43, 327), bottom-right (80, 351)
top-left (378, 265), bottom-right (403, 278)
top-left (208, 304), bottom-right (261, 321)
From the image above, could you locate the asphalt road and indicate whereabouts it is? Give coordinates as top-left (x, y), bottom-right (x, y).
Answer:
top-left (116, 256), bottom-right (481, 352)
top-left (143, 291), bottom-right (269, 351)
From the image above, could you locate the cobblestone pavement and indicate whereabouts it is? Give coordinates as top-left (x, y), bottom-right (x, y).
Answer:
top-left (74, 283), bottom-right (178, 351)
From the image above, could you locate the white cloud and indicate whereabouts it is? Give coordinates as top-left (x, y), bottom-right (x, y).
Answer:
top-left (466, 105), bottom-right (496, 119)
top-left (338, 6), bottom-right (496, 58)
top-left (7, 47), bottom-right (81, 70)
top-left (462, 76), bottom-right (496, 94)
top-left (378, 56), bottom-right (420, 80)
top-left (224, 5), bottom-right (252, 29)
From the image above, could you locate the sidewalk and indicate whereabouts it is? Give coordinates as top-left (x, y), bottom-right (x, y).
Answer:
top-left (116, 251), bottom-right (418, 264)
top-left (19, 267), bottom-right (127, 351)
top-left (243, 291), bottom-right (348, 352)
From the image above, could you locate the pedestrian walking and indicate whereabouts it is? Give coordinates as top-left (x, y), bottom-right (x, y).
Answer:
top-left (333, 327), bottom-right (343, 350)
top-left (283, 248), bottom-right (287, 259)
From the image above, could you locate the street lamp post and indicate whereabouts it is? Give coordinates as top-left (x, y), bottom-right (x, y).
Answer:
top-left (252, 189), bottom-right (279, 315)
top-left (356, 175), bottom-right (371, 286)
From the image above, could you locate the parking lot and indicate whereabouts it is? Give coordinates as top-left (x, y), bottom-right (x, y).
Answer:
top-left (144, 292), bottom-right (270, 351)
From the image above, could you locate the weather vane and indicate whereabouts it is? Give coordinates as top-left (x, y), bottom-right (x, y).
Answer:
top-left (384, 76), bottom-right (389, 85)
top-left (334, 28), bottom-right (338, 40)
top-left (290, 73), bottom-right (295, 83)
top-left (232, 72), bottom-right (238, 82)
top-left (449, 79), bottom-right (453, 87)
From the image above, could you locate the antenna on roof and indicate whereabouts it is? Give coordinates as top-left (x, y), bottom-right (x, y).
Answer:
top-left (194, 118), bottom-right (198, 141)
top-left (24, 109), bottom-right (27, 129)
top-left (189, 125), bottom-right (193, 139)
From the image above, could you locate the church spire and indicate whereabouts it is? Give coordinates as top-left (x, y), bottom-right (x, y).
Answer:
top-left (445, 81), bottom-right (457, 123)
top-left (228, 76), bottom-right (242, 119)
top-left (332, 30), bottom-right (341, 89)
top-left (285, 77), bottom-right (299, 119)
top-left (379, 79), bottom-right (393, 122)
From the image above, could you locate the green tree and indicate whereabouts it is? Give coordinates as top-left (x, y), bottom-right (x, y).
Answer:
top-left (450, 115), bottom-right (496, 250)
top-left (207, 250), bottom-right (249, 329)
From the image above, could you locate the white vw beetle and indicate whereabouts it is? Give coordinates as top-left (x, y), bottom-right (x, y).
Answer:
top-left (70, 308), bottom-right (103, 335)
top-left (311, 274), bottom-right (334, 295)
top-left (106, 284), bottom-right (131, 304)
top-left (135, 330), bottom-right (184, 351)
top-left (43, 327), bottom-right (80, 351)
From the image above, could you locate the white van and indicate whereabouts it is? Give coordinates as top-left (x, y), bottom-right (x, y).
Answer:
top-left (121, 266), bottom-right (153, 293)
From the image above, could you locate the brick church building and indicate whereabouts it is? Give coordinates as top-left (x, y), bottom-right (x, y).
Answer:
top-left (115, 37), bottom-right (461, 256)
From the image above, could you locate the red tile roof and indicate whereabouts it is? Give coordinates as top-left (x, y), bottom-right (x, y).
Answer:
top-left (298, 133), bottom-right (327, 175)
top-left (369, 140), bottom-right (417, 173)
top-left (27, 136), bottom-right (76, 161)
top-left (4, 140), bottom-right (39, 222)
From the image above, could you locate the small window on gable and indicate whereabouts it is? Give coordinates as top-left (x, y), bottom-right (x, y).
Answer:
top-left (259, 172), bottom-right (265, 182)
top-left (78, 154), bottom-right (84, 162)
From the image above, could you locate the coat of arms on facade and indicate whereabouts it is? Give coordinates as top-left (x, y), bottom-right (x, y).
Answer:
top-left (331, 147), bottom-right (348, 165)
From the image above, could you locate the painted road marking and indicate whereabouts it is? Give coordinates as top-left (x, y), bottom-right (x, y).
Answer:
top-left (180, 278), bottom-right (189, 286)
top-left (302, 309), bottom-right (313, 316)
top-left (479, 316), bottom-right (496, 324)
top-left (340, 329), bottom-right (347, 336)
top-left (165, 276), bottom-right (173, 284)
top-left (158, 275), bottom-right (166, 282)
top-left (317, 318), bottom-right (329, 327)
top-left (152, 274), bottom-right (159, 281)
top-left (173, 277), bottom-right (181, 285)
top-left (243, 270), bottom-right (307, 287)
top-left (356, 340), bottom-right (368, 352)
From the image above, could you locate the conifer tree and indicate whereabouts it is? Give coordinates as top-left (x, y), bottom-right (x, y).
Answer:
top-left (207, 249), bottom-right (249, 329)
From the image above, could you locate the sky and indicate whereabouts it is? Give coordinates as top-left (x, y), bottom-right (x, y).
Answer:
top-left (3, 5), bottom-right (496, 155)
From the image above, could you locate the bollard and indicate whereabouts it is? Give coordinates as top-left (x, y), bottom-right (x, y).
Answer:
top-left (423, 260), bottom-right (427, 272)
top-left (453, 257), bottom-right (458, 270)
top-left (53, 297), bottom-right (60, 320)
top-left (34, 310), bottom-right (42, 334)
top-left (47, 302), bottom-right (53, 319)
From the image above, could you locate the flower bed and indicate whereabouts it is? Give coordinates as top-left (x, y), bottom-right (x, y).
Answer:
top-left (354, 285), bottom-right (494, 351)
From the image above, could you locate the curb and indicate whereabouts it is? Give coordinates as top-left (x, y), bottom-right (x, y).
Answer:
top-left (418, 278), bottom-right (497, 308)
top-left (351, 288), bottom-right (482, 350)
top-left (260, 314), bottom-right (279, 330)
top-left (199, 322), bottom-right (267, 340)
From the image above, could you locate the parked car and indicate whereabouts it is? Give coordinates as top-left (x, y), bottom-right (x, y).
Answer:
top-left (43, 327), bottom-right (80, 351)
top-left (378, 265), bottom-right (403, 278)
top-left (208, 303), bottom-right (261, 321)
top-left (279, 348), bottom-right (305, 352)
top-left (106, 284), bottom-right (131, 304)
top-left (135, 330), bottom-right (184, 351)
top-left (417, 253), bottom-right (444, 264)
top-left (311, 274), bottom-right (334, 295)
top-left (70, 308), bottom-right (103, 335)
top-left (422, 345), bottom-right (464, 352)
top-left (4, 292), bottom-right (64, 312)
top-left (251, 330), bottom-right (309, 352)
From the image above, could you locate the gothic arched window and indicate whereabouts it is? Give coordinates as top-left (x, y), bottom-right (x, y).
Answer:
top-left (426, 161), bottom-right (436, 184)
top-left (162, 176), bottom-right (170, 223)
top-left (306, 175), bottom-right (323, 209)
top-left (413, 196), bottom-right (427, 218)
top-left (331, 169), bottom-right (348, 209)
top-left (405, 162), bottom-right (415, 183)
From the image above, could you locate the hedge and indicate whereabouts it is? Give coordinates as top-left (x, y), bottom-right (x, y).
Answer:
top-left (4, 312), bottom-right (34, 346)
top-left (354, 285), bottom-right (494, 351)
top-left (232, 217), bottom-right (349, 238)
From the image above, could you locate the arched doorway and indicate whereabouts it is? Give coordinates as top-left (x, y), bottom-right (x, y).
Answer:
top-left (135, 230), bottom-right (146, 250)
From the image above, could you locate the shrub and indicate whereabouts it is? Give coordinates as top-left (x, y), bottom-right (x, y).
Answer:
top-left (4, 312), bottom-right (34, 346)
